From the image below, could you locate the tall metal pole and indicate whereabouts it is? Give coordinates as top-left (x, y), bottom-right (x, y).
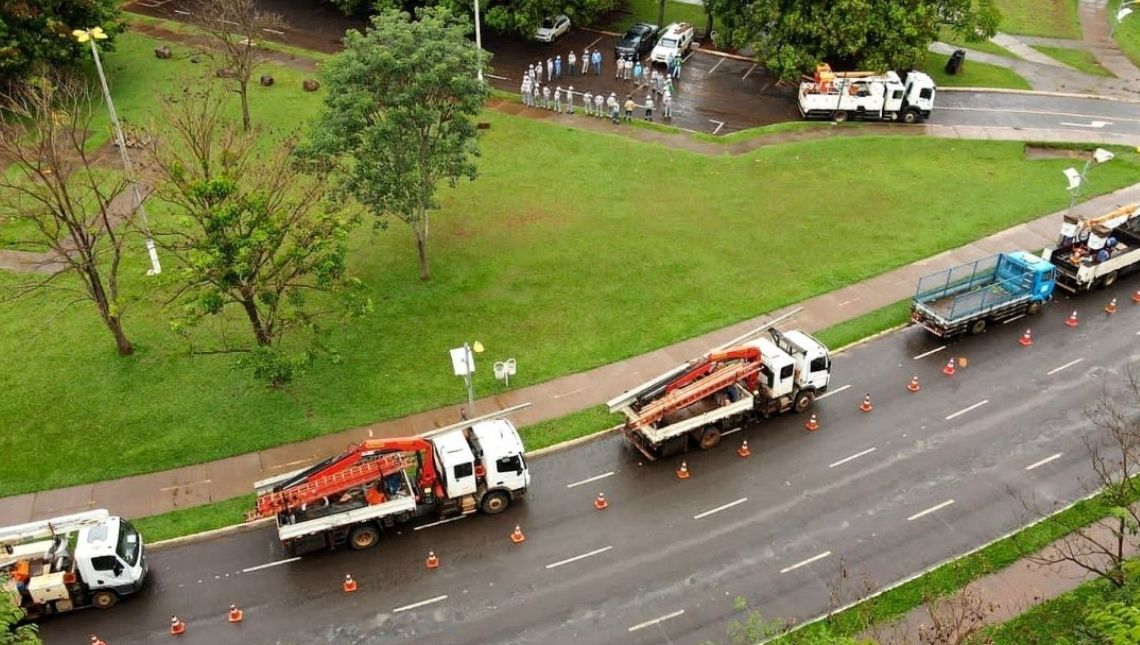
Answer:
top-left (473, 0), bottom-right (484, 83)
top-left (464, 342), bottom-right (476, 416)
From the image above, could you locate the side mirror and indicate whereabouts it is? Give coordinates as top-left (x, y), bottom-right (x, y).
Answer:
top-left (113, 564), bottom-right (124, 576)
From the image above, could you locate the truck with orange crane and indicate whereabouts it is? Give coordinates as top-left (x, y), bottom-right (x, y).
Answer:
top-left (249, 405), bottom-right (531, 556)
top-left (606, 310), bottom-right (832, 460)
top-left (1042, 203), bottom-right (1140, 292)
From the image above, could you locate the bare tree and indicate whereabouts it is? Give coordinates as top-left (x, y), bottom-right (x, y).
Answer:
top-left (915, 584), bottom-right (998, 645)
top-left (192, 0), bottom-right (282, 132)
top-left (0, 75), bottom-right (136, 356)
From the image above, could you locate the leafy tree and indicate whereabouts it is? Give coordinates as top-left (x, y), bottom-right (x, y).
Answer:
top-left (0, 573), bottom-right (40, 644)
top-left (435, 0), bottom-right (618, 37)
top-left (0, 0), bottom-right (123, 87)
top-left (309, 7), bottom-right (487, 281)
top-left (704, 0), bottom-right (1001, 83)
top-left (1087, 599), bottom-right (1140, 645)
top-left (192, 0), bottom-right (282, 133)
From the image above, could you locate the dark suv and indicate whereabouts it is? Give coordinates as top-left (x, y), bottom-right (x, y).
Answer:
top-left (614, 23), bottom-right (659, 61)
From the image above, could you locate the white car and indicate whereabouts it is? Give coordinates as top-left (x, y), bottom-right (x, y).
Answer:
top-left (650, 22), bottom-right (695, 64)
top-left (534, 15), bottom-right (571, 43)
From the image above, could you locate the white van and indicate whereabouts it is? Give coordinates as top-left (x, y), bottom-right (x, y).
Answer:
top-left (650, 23), bottom-right (694, 64)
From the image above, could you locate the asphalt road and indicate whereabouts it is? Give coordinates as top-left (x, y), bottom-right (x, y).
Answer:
top-left (937, 91), bottom-right (1140, 139)
top-left (44, 280), bottom-right (1140, 645)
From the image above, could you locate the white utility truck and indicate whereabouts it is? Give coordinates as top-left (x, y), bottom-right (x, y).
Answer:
top-left (1, 510), bottom-right (147, 620)
top-left (797, 63), bottom-right (936, 123)
top-left (650, 22), bottom-right (694, 64)
top-left (1042, 203), bottom-right (1140, 292)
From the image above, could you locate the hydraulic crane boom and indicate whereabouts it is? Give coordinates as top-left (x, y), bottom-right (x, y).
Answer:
top-left (251, 452), bottom-right (416, 519)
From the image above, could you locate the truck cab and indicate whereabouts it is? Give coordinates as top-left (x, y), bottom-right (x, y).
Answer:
top-left (433, 419), bottom-right (530, 515)
top-left (74, 517), bottom-right (147, 604)
top-left (650, 23), bottom-right (694, 64)
top-left (755, 329), bottom-right (831, 414)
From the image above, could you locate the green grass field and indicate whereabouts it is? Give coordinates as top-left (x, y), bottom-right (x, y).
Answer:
top-left (1032, 45), bottom-right (1116, 76)
top-left (937, 26), bottom-right (1020, 58)
top-left (1110, 0), bottom-right (1140, 69)
top-left (923, 51), bottom-right (1033, 89)
top-left (994, 0), bottom-right (1081, 38)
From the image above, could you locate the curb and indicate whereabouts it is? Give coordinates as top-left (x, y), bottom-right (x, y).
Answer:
top-left (939, 86), bottom-right (1140, 104)
top-left (148, 517), bottom-right (274, 552)
top-left (527, 423), bottom-right (623, 458)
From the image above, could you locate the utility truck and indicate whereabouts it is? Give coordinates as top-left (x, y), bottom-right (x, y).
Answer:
top-left (911, 251), bottom-right (1056, 338)
top-left (607, 311), bottom-right (831, 460)
top-left (797, 63), bottom-right (936, 123)
top-left (1042, 203), bottom-right (1140, 292)
top-left (1, 510), bottom-right (147, 620)
top-left (250, 405), bottom-right (531, 556)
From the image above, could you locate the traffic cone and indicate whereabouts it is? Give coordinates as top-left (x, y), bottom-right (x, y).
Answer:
top-left (1106, 298), bottom-right (1118, 315)
top-left (510, 525), bottom-right (526, 544)
top-left (425, 551), bottom-right (440, 569)
top-left (1019, 329), bottom-right (1033, 347)
top-left (943, 358), bottom-right (956, 376)
top-left (169, 616), bottom-right (186, 636)
top-left (1132, 289), bottom-right (1140, 304)
top-left (594, 492), bottom-right (609, 510)
top-left (1065, 311), bottom-right (1079, 327)
top-left (805, 413), bottom-right (819, 432)
top-left (90, 637), bottom-right (107, 645)
top-left (228, 603), bottom-right (243, 623)
top-left (859, 393), bottom-right (873, 413)
top-left (676, 461), bottom-right (690, 479)
top-left (342, 573), bottom-right (358, 593)
top-left (907, 376), bottom-right (921, 392)
top-left (737, 440), bottom-right (751, 458)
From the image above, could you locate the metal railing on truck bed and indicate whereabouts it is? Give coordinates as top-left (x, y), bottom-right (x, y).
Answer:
top-left (914, 254), bottom-right (1032, 322)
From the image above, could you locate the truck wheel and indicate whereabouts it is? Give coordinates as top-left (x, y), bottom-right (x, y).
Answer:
top-left (833, 110), bottom-right (848, 123)
top-left (1101, 271), bottom-right (1119, 288)
top-left (348, 525), bottom-right (380, 550)
top-left (480, 490), bottom-right (510, 515)
top-left (793, 390), bottom-right (814, 413)
top-left (91, 590), bottom-right (118, 610)
top-left (902, 109), bottom-right (920, 124)
top-left (697, 426), bottom-right (721, 450)
top-left (1027, 301), bottom-right (1043, 316)
top-left (969, 318), bottom-right (987, 335)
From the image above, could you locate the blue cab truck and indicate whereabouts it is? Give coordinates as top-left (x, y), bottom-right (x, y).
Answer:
top-left (911, 251), bottom-right (1056, 338)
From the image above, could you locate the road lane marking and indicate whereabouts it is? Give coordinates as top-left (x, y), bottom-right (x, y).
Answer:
top-left (780, 550), bottom-right (831, 574)
top-left (241, 557), bottom-right (301, 573)
top-left (938, 105), bottom-right (1140, 125)
top-left (1059, 120), bottom-right (1112, 128)
top-left (159, 478), bottom-right (211, 492)
top-left (693, 497), bottom-right (748, 520)
top-left (945, 400), bottom-right (989, 421)
top-left (1047, 358), bottom-right (1084, 375)
top-left (1002, 314), bottom-right (1025, 324)
top-left (828, 447), bottom-right (876, 469)
top-left (566, 471), bottom-right (615, 489)
top-left (816, 384), bottom-right (851, 401)
top-left (913, 345), bottom-right (947, 360)
top-left (742, 63), bottom-right (757, 80)
top-left (584, 36), bottom-right (603, 50)
top-left (721, 426), bottom-right (742, 437)
top-left (1026, 453), bottom-right (1064, 471)
top-left (907, 499), bottom-right (955, 521)
top-left (710, 119), bottom-right (725, 134)
top-left (413, 516), bottom-right (466, 531)
top-left (393, 594), bottom-right (448, 613)
top-left (628, 609), bottom-right (685, 632)
top-left (545, 545), bottom-right (613, 569)
top-left (706, 58), bottom-right (725, 76)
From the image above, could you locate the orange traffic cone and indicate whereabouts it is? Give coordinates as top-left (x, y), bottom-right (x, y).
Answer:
top-left (943, 358), bottom-right (956, 376)
top-left (426, 551), bottom-right (440, 569)
top-left (859, 393), bottom-right (873, 413)
top-left (510, 525), bottom-right (526, 543)
top-left (1132, 289), bottom-right (1140, 304)
top-left (228, 603), bottom-right (243, 623)
top-left (1106, 298), bottom-right (1118, 315)
top-left (169, 616), bottom-right (186, 636)
top-left (343, 573), bottom-right (358, 592)
top-left (90, 637), bottom-right (107, 645)
top-left (907, 376), bottom-right (921, 392)
top-left (594, 492), bottom-right (609, 510)
top-left (1019, 329), bottom-right (1033, 346)
top-left (1065, 310), bottom-right (1079, 327)
top-left (737, 440), bottom-right (751, 458)
top-left (805, 413), bottom-right (819, 431)
top-left (676, 461), bottom-right (690, 479)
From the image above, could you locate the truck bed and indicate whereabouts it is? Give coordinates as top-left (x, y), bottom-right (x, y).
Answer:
top-left (276, 471), bottom-right (417, 541)
top-left (634, 383), bottom-right (754, 445)
top-left (916, 280), bottom-right (1023, 321)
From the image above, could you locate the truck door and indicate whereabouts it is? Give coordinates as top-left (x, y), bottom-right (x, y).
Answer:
top-left (84, 555), bottom-right (134, 591)
top-left (808, 354), bottom-right (831, 390)
top-left (492, 454), bottom-right (527, 492)
top-left (447, 462), bottom-right (477, 497)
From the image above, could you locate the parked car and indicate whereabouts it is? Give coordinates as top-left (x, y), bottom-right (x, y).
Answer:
top-left (614, 23), bottom-right (659, 61)
top-left (650, 22), bottom-right (695, 64)
top-left (534, 15), bottom-right (571, 43)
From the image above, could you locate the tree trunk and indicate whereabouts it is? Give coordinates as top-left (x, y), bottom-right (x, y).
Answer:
top-left (705, 9), bottom-right (713, 43)
top-left (239, 83), bottom-right (251, 133)
top-left (106, 315), bottom-right (134, 356)
top-left (240, 296), bottom-right (271, 346)
top-left (657, 0), bottom-right (665, 31)
top-left (416, 233), bottom-right (431, 281)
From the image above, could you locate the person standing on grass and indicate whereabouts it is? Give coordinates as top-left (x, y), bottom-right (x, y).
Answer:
top-left (553, 85), bottom-right (562, 113)
top-left (644, 93), bottom-right (654, 121)
top-left (521, 78), bottom-right (530, 106)
top-left (555, 55), bottom-right (562, 80)
top-left (595, 92), bottom-right (605, 117)
top-left (662, 88), bottom-right (673, 119)
top-left (566, 86), bottom-right (575, 114)
top-left (542, 84), bottom-right (551, 109)
top-left (532, 82), bottom-right (541, 108)
top-left (607, 92), bottom-right (618, 123)
top-left (623, 95), bottom-right (635, 123)
top-left (568, 50), bottom-right (577, 77)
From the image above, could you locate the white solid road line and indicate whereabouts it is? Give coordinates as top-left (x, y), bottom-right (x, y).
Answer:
top-left (780, 551), bottom-right (832, 574)
top-left (693, 497), bottom-right (748, 520)
top-left (913, 345), bottom-right (947, 360)
top-left (706, 58), bottom-right (726, 76)
top-left (742, 63), bottom-right (757, 80)
top-left (816, 384), bottom-right (851, 401)
top-left (1047, 358), bottom-right (1084, 376)
top-left (907, 499), bottom-right (955, 521)
top-left (938, 105), bottom-right (1140, 125)
top-left (546, 546), bottom-right (613, 570)
top-left (628, 609), bottom-right (686, 632)
top-left (1025, 453), bottom-right (1064, 471)
top-left (241, 557), bottom-right (301, 573)
top-left (1002, 314), bottom-right (1025, 325)
top-left (828, 447), bottom-right (877, 469)
top-left (945, 400), bottom-right (989, 421)
top-left (584, 36), bottom-right (603, 50)
top-left (393, 594), bottom-right (448, 613)
top-left (566, 471), bottom-right (616, 489)
top-left (413, 515), bottom-right (466, 531)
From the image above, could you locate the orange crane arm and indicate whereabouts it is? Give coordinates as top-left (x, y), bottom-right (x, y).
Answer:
top-left (664, 346), bottom-right (761, 394)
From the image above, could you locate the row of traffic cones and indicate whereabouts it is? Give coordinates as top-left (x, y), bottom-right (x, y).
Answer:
top-left (103, 607), bottom-right (240, 640)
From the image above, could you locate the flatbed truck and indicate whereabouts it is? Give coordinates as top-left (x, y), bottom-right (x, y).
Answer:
top-left (1042, 203), bottom-right (1140, 292)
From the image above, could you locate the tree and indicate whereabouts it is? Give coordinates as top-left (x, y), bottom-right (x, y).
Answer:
top-left (0, 573), bottom-right (40, 645)
top-left (0, 0), bottom-right (123, 88)
top-left (309, 7), bottom-right (487, 281)
top-left (330, 0), bottom-right (620, 37)
top-left (148, 85), bottom-right (368, 385)
top-left (191, 0), bottom-right (282, 133)
top-left (703, 0), bottom-right (1000, 83)
top-left (0, 75), bottom-right (137, 356)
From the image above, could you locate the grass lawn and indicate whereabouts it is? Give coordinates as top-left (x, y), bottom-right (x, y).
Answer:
top-left (937, 26), bottom-right (1020, 58)
top-left (602, 0), bottom-right (713, 35)
top-left (134, 495), bottom-right (255, 542)
top-left (923, 51), bottom-right (1033, 89)
top-left (994, 0), bottom-right (1081, 38)
top-left (1031, 45), bottom-right (1116, 76)
top-left (984, 567), bottom-right (1138, 643)
top-left (1110, 0), bottom-right (1140, 69)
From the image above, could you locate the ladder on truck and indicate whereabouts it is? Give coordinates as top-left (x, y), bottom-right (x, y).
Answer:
top-left (251, 452), bottom-right (413, 519)
top-left (0, 510), bottom-right (111, 546)
top-left (628, 362), bottom-right (760, 429)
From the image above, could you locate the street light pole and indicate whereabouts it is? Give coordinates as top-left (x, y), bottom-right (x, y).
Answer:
top-left (473, 0), bottom-right (484, 83)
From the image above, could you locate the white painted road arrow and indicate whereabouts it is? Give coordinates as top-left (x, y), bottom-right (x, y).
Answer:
top-left (1059, 120), bottom-right (1113, 128)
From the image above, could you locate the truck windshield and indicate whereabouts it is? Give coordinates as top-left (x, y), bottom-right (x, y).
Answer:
top-left (116, 520), bottom-right (141, 566)
top-left (660, 38), bottom-right (676, 47)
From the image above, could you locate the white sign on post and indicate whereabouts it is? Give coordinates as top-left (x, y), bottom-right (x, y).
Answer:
top-left (450, 346), bottom-right (474, 376)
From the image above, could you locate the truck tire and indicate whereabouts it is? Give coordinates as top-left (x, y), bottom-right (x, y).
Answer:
top-left (480, 490), bottom-right (510, 515)
top-left (833, 110), bottom-right (848, 123)
top-left (91, 590), bottom-right (118, 610)
top-left (696, 426), bottom-right (721, 450)
top-left (969, 318), bottom-right (987, 335)
top-left (1027, 301), bottom-right (1043, 316)
top-left (1101, 271), bottom-right (1119, 288)
top-left (348, 525), bottom-right (380, 550)
top-left (902, 109), bottom-right (920, 124)
top-left (793, 390), bottom-right (814, 413)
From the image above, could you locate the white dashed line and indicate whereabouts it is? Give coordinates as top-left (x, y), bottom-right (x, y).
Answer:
top-left (241, 557), bottom-right (301, 573)
top-left (907, 499), bottom-right (955, 521)
top-left (393, 595), bottom-right (448, 613)
top-left (780, 551), bottom-right (831, 574)
top-left (628, 609), bottom-right (685, 632)
top-left (828, 447), bottom-right (876, 469)
top-left (693, 497), bottom-right (748, 520)
top-left (413, 516), bottom-right (466, 531)
top-left (566, 471), bottom-right (615, 489)
top-left (545, 546), bottom-right (613, 570)
top-left (945, 400), bottom-right (988, 421)
top-left (913, 345), bottom-right (947, 360)
top-left (1047, 358), bottom-right (1084, 375)
top-left (816, 384), bottom-right (851, 401)
top-left (1025, 453), bottom-right (1063, 471)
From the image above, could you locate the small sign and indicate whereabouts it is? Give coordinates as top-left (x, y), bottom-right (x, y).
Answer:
top-left (450, 346), bottom-right (474, 376)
